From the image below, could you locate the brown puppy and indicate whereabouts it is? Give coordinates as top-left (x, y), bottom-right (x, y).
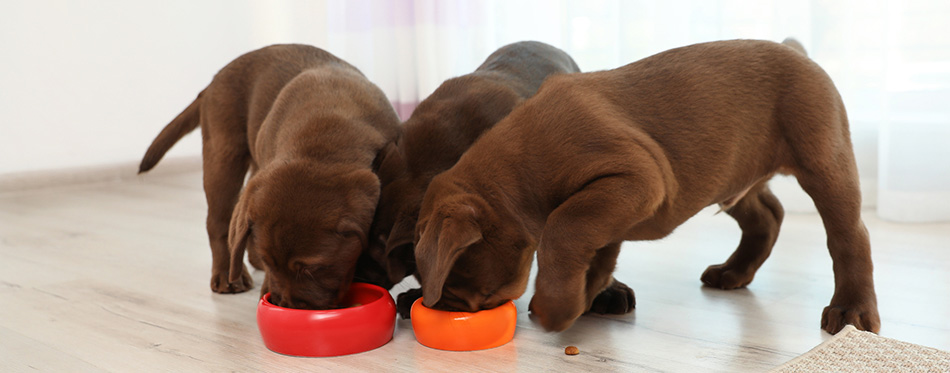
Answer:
top-left (414, 39), bottom-right (880, 334)
top-left (365, 41), bottom-right (580, 314)
top-left (139, 44), bottom-right (400, 309)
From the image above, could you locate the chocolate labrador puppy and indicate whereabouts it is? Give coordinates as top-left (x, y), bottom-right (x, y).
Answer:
top-left (414, 39), bottom-right (880, 334)
top-left (139, 44), bottom-right (400, 309)
top-left (364, 41), bottom-right (580, 317)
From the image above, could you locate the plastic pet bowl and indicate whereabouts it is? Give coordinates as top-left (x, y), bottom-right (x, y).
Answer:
top-left (410, 297), bottom-right (517, 351)
top-left (257, 282), bottom-right (396, 357)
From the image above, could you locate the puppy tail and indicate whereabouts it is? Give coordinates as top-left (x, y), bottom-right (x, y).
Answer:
top-left (781, 38), bottom-right (808, 57)
top-left (138, 91), bottom-right (203, 173)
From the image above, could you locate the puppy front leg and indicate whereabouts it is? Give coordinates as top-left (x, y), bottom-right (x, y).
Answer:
top-left (530, 174), bottom-right (661, 331)
top-left (585, 242), bottom-right (635, 315)
top-left (396, 288), bottom-right (423, 319)
top-left (203, 142), bottom-right (253, 293)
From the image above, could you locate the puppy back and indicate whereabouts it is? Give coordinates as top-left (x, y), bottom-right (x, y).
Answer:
top-left (476, 41), bottom-right (581, 96)
top-left (140, 44), bottom-right (365, 172)
top-left (781, 37), bottom-right (808, 56)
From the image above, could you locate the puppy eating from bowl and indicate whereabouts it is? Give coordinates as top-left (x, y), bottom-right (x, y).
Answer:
top-left (413, 39), bottom-right (880, 334)
top-left (366, 41), bottom-right (580, 317)
top-left (139, 44), bottom-right (401, 309)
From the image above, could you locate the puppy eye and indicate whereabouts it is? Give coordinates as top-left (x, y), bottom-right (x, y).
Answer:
top-left (291, 260), bottom-right (328, 273)
top-left (338, 231), bottom-right (360, 239)
top-left (302, 264), bottom-right (330, 274)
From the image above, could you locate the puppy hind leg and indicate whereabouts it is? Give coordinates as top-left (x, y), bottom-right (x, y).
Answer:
top-left (776, 77), bottom-right (879, 332)
top-left (702, 182), bottom-right (784, 290)
top-left (794, 156), bottom-right (879, 333)
top-left (203, 133), bottom-right (254, 294)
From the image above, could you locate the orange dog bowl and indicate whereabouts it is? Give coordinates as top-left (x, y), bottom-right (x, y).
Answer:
top-left (256, 283), bottom-right (396, 357)
top-left (410, 297), bottom-right (517, 351)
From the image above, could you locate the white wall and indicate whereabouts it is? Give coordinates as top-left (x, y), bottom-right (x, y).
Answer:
top-left (3, 1), bottom-right (947, 221)
top-left (0, 1), bottom-right (337, 178)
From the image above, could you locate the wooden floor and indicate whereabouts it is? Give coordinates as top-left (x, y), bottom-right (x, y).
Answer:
top-left (1, 170), bottom-right (948, 372)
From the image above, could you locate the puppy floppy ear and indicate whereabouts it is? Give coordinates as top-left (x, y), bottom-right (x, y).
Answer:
top-left (383, 212), bottom-right (418, 284)
top-left (228, 195), bottom-right (252, 283)
top-left (373, 141), bottom-right (405, 186)
top-left (417, 206), bottom-right (483, 307)
top-left (346, 170), bottom-right (383, 213)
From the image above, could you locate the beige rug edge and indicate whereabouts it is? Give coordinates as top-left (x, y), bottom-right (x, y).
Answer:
top-left (770, 325), bottom-right (950, 372)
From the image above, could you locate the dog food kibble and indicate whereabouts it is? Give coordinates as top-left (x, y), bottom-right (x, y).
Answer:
top-left (350, 303), bottom-right (362, 307)
top-left (564, 346), bottom-right (580, 355)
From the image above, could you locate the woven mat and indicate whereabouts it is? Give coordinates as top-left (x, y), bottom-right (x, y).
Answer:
top-left (771, 325), bottom-right (950, 372)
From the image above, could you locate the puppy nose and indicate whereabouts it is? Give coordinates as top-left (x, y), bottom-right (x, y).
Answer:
top-left (466, 298), bottom-right (480, 312)
top-left (273, 295), bottom-right (293, 308)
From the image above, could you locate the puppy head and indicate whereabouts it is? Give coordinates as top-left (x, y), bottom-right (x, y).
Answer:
top-left (414, 175), bottom-right (535, 312)
top-left (228, 162), bottom-right (381, 309)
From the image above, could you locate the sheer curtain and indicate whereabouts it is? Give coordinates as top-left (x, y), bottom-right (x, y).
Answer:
top-left (320, 0), bottom-right (950, 222)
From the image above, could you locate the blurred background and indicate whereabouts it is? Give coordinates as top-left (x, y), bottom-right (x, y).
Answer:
top-left (1, 0), bottom-right (948, 222)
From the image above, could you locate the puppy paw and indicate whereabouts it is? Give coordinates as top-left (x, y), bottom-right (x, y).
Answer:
top-left (822, 302), bottom-right (881, 334)
top-left (210, 269), bottom-right (253, 294)
top-left (701, 264), bottom-right (754, 290)
top-left (586, 280), bottom-right (635, 315)
top-left (396, 287), bottom-right (423, 319)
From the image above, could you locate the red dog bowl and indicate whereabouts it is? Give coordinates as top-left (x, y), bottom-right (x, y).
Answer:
top-left (410, 297), bottom-right (517, 351)
top-left (257, 282), bottom-right (396, 357)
